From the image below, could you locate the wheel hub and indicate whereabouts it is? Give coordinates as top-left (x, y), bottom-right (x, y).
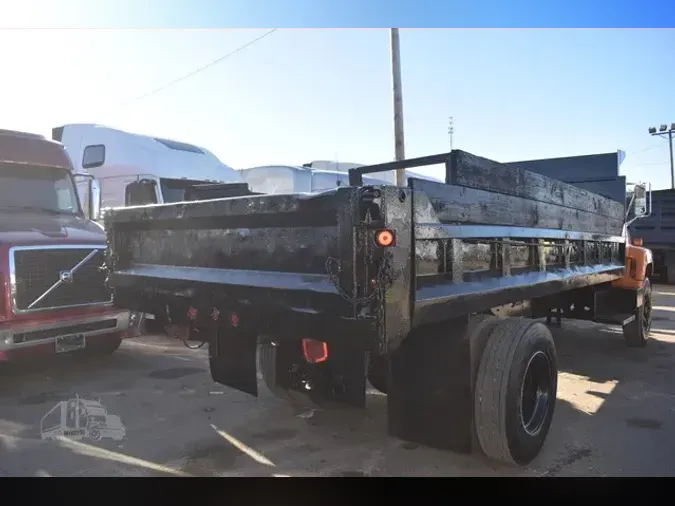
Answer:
top-left (519, 351), bottom-right (553, 436)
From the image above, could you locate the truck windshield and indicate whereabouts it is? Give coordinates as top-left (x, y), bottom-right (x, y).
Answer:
top-left (0, 164), bottom-right (80, 215)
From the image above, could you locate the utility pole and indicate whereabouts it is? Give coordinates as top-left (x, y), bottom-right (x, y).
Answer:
top-left (448, 116), bottom-right (455, 151)
top-left (390, 28), bottom-right (406, 186)
top-left (648, 123), bottom-right (675, 189)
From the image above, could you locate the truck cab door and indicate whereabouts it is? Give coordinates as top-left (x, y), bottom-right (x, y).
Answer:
top-left (125, 180), bottom-right (159, 206)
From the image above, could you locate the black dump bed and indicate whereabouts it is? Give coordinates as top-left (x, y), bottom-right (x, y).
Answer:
top-left (104, 149), bottom-right (627, 351)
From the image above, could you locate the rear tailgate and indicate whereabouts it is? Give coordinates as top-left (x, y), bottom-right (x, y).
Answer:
top-left (103, 189), bottom-right (366, 336)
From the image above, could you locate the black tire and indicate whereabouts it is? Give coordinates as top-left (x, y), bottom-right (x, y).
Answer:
top-left (623, 278), bottom-right (652, 348)
top-left (474, 318), bottom-right (557, 466)
top-left (88, 426), bottom-right (102, 441)
top-left (85, 337), bottom-right (123, 356)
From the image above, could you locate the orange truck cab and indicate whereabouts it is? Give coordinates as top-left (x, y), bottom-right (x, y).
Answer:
top-left (0, 129), bottom-right (142, 362)
top-left (613, 184), bottom-right (654, 291)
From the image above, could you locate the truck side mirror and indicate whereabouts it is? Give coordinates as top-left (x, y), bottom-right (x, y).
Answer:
top-left (88, 178), bottom-right (102, 221)
top-left (633, 184), bottom-right (648, 217)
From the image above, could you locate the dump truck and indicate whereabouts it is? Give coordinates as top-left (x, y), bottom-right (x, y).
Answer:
top-left (102, 149), bottom-right (653, 466)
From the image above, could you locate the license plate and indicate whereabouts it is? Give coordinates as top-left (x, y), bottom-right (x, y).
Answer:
top-left (55, 334), bottom-right (86, 353)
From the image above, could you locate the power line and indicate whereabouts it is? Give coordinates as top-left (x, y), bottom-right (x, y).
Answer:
top-left (125, 28), bottom-right (278, 106)
top-left (630, 145), bottom-right (661, 155)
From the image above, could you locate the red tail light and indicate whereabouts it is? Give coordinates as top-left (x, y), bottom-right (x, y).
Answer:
top-left (301, 338), bottom-right (328, 364)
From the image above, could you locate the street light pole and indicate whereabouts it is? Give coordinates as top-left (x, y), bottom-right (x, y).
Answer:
top-left (648, 123), bottom-right (675, 190)
top-left (390, 28), bottom-right (406, 186)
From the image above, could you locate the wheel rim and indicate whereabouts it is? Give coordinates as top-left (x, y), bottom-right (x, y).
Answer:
top-left (643, 291), bottom-right (652, 335)
top-left (519, 351), bottom-right (553, 436)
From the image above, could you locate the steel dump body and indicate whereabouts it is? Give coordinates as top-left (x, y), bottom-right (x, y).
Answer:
top-left (105, 150), bottom-right (627, 355)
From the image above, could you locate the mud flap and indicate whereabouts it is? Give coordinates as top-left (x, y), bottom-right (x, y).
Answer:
top-left (387, 316), bottom-right (474, 453)
top-left (329, 338), bottom-right (367, 408)
top-left (209, 327), bottom-right (258, 396)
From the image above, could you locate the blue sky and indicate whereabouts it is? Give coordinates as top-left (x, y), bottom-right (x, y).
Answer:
top-left (0, 2), bottom-right (674, 187)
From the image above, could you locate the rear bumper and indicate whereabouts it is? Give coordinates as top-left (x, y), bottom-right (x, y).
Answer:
top-left (0, 310), bottom-right (143, 361)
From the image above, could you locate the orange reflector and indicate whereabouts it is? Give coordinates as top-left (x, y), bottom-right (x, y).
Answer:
top-left (375, 229), bottom-right (395, 247)
top-left (301, 338), bottom-right (328, 364)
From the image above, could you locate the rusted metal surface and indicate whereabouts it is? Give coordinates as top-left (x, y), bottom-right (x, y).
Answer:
top-left (380, 186), bottom-right (412, 353)
top-left (124, 227), bottom-right (339, 274)
top-left (406, 176), bottom-right (624, 328)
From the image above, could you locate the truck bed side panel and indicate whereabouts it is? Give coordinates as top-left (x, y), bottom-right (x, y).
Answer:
top-left (413, 179), bottom-right (624, 236)
top-left (503, 152), bottom-right (627, 204)
top-left (448, 150), bottom-right (625, 218)
top-left (407, 175), bottom-right (625, 328)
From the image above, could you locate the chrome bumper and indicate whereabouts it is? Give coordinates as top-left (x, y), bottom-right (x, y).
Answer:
top-left (0, 310), bottom-right (143, 351)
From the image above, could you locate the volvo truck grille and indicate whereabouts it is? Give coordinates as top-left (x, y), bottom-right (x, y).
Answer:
top-left (10, 246), bottom-right (112, 312)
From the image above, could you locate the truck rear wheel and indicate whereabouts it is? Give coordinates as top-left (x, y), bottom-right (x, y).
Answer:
top-left (623, 278), bottom-right (652, 348)
top-left (474, 318), bottom-right (557, 466)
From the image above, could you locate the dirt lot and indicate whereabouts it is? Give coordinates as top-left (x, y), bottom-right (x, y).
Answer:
top-left (1, 287), bottom-right (675, 477)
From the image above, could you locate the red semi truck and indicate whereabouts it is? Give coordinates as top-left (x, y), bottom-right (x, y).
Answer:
top-left (0, 128), bottom-right (143, 362)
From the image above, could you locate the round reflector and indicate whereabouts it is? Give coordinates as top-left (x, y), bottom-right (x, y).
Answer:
top-left (375, 229), bottom-right (395, 247)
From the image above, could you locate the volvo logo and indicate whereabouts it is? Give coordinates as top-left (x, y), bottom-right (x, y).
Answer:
top-left (59, 270), bottom-right (74, 284)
